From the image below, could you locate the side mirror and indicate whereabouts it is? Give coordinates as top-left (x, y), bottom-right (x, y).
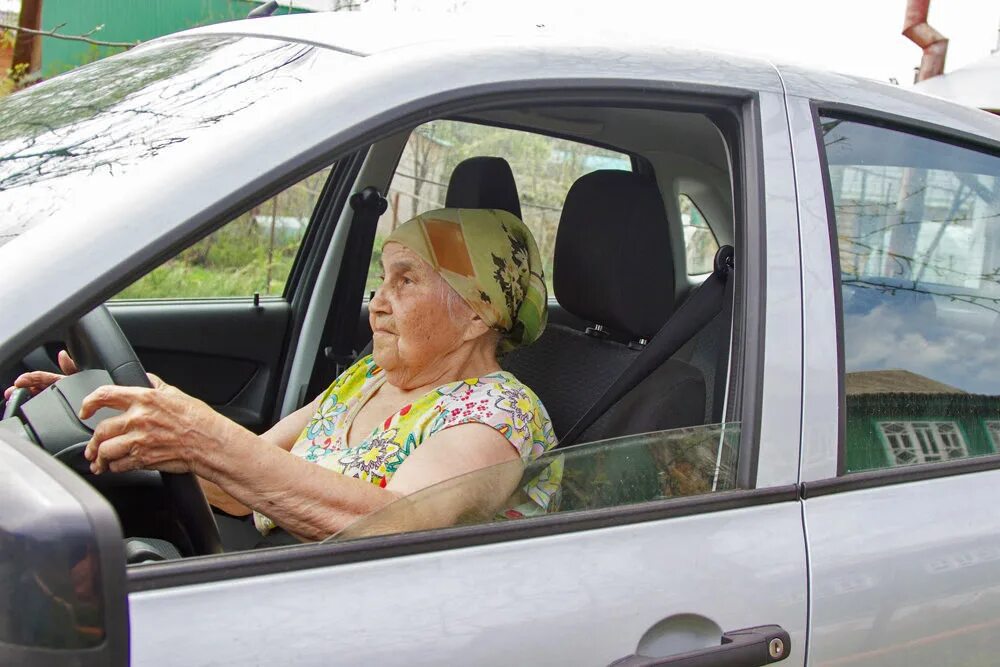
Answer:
top-left (0, 421), bottom-right (128, 666)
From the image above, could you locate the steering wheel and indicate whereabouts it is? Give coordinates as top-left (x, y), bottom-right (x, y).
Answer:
top-left (63, 305), bottom-right (223, 556)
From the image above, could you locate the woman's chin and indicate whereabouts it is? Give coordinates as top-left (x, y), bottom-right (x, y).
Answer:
top-left (370, 343), bottom-right (396, 370)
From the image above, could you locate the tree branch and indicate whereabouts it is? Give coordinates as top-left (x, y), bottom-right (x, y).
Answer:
top-left (0, 22), bottom-right (136, 49)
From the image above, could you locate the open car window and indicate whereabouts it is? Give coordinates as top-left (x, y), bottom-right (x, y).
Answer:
top-left (331, 423), bottom-right (740, 542)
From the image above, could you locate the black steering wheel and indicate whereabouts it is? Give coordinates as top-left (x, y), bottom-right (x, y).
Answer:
top-left (64, 305), bottom-right (223, 556)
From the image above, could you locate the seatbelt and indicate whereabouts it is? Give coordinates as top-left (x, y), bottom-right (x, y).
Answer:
top-left (307, 187), bottom-right (387, 399)
top-left (558, 245), bottom-right (735, 448)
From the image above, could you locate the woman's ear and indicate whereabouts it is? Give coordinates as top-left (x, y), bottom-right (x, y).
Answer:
top-left (462, 314), bottom-right (492, 343)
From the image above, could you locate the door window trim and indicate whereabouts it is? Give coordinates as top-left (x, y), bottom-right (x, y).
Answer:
top-left (811, 102), bottom-right (1000, 487)
top-left (128, 484), bottom-right (798, 592)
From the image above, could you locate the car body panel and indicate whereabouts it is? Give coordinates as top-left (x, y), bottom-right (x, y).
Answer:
top-left (777, 63), bottom-right (1000, 141)
top-left (804, 470), bottom-right (1000, 666)
top-left (129, 502), bottom-right (808, 666)
top-left (752, 88), bottom-right (803, 489)
top-left (783, 95), bottom-right (841, 485)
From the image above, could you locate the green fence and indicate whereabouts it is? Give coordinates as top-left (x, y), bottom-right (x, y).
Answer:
top-left (40, 0), bottom-right (307, 77)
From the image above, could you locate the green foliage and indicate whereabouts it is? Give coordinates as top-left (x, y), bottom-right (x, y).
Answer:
top-left (115, 222), bottom-right (301, 299)
top-left (115, 167), bottom-right (331, 300)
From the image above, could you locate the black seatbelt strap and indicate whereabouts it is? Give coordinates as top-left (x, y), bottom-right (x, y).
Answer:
top-left (559, 245), bottom-right (735, 448)
top-left (308, 187), bottom-right (387, 398)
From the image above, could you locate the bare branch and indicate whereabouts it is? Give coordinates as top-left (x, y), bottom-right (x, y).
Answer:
top-left (0, 22), bottom-right (136, 49)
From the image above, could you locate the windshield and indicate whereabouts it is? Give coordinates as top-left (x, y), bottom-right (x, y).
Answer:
top-left (332, 423), bottom-right (740, 542)
top-left (0, 35), bottom-right (354, 248)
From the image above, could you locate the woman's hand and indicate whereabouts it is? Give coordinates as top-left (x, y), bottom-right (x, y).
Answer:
top-left (4, 350), bottom-right (79, 400)
top-left (81, 375), bottom-right (238, 476)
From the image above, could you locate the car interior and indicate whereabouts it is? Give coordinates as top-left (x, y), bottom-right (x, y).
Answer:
top-left (0, 101), bottom-right (745, 559)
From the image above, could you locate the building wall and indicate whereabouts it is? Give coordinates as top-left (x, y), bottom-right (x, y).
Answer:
top-left (39, 0), bottom-right (307, 77)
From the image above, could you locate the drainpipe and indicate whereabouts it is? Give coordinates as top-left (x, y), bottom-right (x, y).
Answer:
top-left (903, 0), bottom-right (948, 82)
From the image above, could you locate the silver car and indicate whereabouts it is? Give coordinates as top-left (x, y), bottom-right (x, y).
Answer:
top-left (1, 11), bottom-right (999, 667)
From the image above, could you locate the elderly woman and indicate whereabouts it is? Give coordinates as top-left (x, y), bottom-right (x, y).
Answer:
top-left (7, 208), bottom-right (557, 542)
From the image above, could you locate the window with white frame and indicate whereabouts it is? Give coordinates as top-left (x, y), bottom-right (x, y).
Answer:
top-left (878, 421), bottom-right (969, 466)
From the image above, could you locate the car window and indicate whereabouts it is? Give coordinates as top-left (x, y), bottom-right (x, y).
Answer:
top-left (113, 165), bottom-right (333, 299)
top-left (365, 120), bottom-right (633, 295)
top-left (680, 193), bottom-right (720, 275)
top-left (332, 423), bottom-right (740, 541)
top-left (820, 116), bottom-right (1000, 473)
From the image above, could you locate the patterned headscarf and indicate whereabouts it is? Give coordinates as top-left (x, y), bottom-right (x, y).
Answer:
top-left (385, 208), bottom-right (547, 352)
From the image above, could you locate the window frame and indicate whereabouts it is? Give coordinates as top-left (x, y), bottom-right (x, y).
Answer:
top-left (123, 85), bottom-right (766, 593)
top-left (811, 102), bottom-right (1000, 486)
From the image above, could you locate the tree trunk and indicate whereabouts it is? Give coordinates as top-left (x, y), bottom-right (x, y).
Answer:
top-left (12, 0), bottom-right (44, 76)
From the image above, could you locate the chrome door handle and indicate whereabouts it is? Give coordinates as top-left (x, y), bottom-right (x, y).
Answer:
top-left (609, 624), bottom-right (790, 667)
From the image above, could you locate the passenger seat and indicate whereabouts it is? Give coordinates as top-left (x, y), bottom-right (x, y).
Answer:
top-left (502, 170), bottom-right (707, 442)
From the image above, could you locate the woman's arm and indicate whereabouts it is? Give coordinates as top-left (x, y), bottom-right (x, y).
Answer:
top-left (197, 393), bottom-right (322, 516)
top-left (80, 382), bottom-right (520, 540)
top-left (197, 422), bottom-right (521, 540)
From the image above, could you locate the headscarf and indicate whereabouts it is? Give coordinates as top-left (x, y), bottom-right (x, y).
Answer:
top-left (385, 208), bottom-right (547, 352)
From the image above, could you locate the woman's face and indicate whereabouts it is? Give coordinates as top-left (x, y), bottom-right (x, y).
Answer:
top-left (369, 243), bottom-right (483, 383)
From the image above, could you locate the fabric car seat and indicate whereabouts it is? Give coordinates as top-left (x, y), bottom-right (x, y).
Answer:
top-left (444, 156), bottom-right (522, 220)
top-left (501, 170), bottom-right (707, 442)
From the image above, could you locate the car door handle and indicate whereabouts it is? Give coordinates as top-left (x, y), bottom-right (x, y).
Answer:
top-left (609, 624), bottom-right (790, 667)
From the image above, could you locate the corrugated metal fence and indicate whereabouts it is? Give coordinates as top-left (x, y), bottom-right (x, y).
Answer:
top-left (40, 0), bottom-right (307, 76)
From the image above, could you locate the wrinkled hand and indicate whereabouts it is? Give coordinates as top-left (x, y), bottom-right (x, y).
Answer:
top-left (4, 350), bottom-right (79, 400)
top-left (81, 375), bottom-right (227, 476)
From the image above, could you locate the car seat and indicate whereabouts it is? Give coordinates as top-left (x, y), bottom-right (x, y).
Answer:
top-left (501, 170), bottom-right (708, 442)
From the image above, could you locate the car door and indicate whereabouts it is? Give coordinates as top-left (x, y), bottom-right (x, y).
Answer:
top-left (122, 43), bottom-right (809, 665)
top-left (784, 70), bottom-right (1000, 665)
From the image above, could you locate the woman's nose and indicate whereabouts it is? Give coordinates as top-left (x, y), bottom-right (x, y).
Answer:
top-left (370, 285), bottom-right (390, 314)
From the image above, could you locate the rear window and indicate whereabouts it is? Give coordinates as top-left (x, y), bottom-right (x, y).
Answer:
top-left (0, 36), bottom-right (354, 248)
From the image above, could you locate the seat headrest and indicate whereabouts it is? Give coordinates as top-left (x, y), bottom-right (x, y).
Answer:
top-left (445, 157), bottom-right (522, 220)
top-left (553, 170), bottom-right (675, 339)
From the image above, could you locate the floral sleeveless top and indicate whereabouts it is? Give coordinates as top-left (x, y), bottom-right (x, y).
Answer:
top-left (254, 355), bottom-right (560, 535)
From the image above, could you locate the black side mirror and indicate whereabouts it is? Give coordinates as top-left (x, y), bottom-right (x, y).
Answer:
top-left (0, 421), bottom-right (128, 667)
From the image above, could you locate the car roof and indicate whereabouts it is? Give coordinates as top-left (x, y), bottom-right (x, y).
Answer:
top-left (175, 11), bottom-right (778, 73)
top-left (176, 11), bottom-right (1000, 139)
